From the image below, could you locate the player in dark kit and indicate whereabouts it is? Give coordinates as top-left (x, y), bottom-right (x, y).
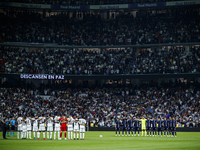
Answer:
top-left (128, 117), bottom-right (134, 136)
top-left (134, 117), bottom-right (140, 136)
top-left (163, 117), bottom-right (168, 137)
top-left (168, 117), bottom-right (173, 137)
top-left (172, 117), bottom-right (177, 137)
top-left (151, 117), bottom-right (157, 137)
top-left (115, 118), bottom-right (121, 136)
top-left (122, 118), bottom-right (127, 136)
top-left (157, 118), bottom-right (163, 137)
top-left (146, 117), bottom-right (151, 136)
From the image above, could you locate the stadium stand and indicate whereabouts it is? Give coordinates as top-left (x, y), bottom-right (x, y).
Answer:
top-left (0, 79), bottom-right (200, 127)
top-left (1, 46), bottom-right (200, 74)
top-left (0, 0), bottom-right (200, 131)
top-left (0, 8), bottom-right (200, 45)
top-left (130, 46), bottom-right (200, 74)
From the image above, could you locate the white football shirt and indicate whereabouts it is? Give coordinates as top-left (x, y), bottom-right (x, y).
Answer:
top-left (79, 119), bottom-right (86, 125)
top-left (74, 122), bottom-right (79, 129)
top-left (47, 117), bottom-right (54, 126)
top-left (39, 117), bottom-right (46, 124)
top-left (32, 118), bottom-right (38, 127)
top-left (25, 117), bottom-right (31, 126)
top-left (54, 116), bottom-right (60, 124)
top-left (17, 117), bottom-right (23, 125)
top-left (68, 117), bottom-right (74, 125)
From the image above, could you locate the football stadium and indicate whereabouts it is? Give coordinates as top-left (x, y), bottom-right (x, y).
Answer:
top-left (0, 0), bottom-right (200, 150)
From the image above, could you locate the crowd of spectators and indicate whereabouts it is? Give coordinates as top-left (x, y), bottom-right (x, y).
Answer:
top-left (42, 48), bottom-right (133, 74)
top-left (1, 47), bottom-right (43, 74)
top-left (1, 8), bottom-right (200, 46)
top-left (0, 80), bottom-right (200, 127)
top-left (1, 45), bottom-right (200, 74)
top-left (2, 0), bottom-right (189, 5)
top-left (130, 46), bottom-right (200, 74)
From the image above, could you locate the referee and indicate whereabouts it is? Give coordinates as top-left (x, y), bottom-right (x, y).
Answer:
top-left (1, 116), bottom-right (9, 139)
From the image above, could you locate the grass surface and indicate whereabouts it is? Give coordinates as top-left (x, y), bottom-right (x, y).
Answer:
top-left (0, 132), bottom-right (200, 150)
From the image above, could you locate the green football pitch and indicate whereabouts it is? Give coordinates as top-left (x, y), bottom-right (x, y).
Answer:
top-left (0, 132), bottom-right (200, 150)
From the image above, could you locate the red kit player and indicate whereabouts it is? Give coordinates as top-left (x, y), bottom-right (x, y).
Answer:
top-left (59, 115), bottom-right (68, 140)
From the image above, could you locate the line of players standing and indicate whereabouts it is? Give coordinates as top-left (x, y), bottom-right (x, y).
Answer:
top-left (115, 116), bottom-right (177, 137)
top-left (15, 114), bottom-right (86, 140)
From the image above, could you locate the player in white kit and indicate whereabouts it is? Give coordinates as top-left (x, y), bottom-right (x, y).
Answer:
top-left (21, 116), bottom-right (29, 139)
top-left (67, 115), bottom-right (74, 140)
top-left (73, 118), bottom-right (80, 140)
top-left (32, 116), bottom-right (39, 139)
top-left (26, 115), bottom-right (32, 139)
top-left (46, 114), bottom-right (54, 140)
top-left (79, 118), bottom-right (86, 140)
top-left (38, 114), bottom-right (46, 140)
top-left (17, 114), bottom-right (23, 139)
top-left (54, 115), bottom-right (60, 140)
